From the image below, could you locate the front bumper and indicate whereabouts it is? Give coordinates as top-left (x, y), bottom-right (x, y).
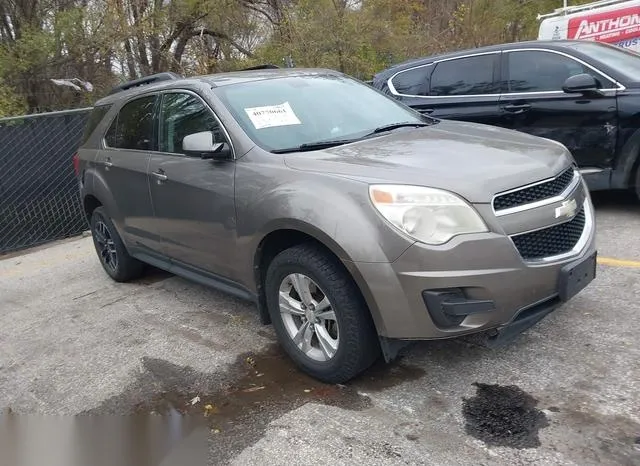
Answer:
top-left (350, 198), bottom-right (597, 340)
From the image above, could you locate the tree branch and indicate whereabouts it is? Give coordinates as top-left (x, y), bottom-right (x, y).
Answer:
top-left (158, 8), bottom-right (212, 53)
top-left (242, 1), bottom-right (276, 25)
top-left (196, 28), bottom-right (255, 58)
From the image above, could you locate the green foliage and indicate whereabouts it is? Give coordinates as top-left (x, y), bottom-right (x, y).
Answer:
top-left (0, 81), bottom-right (27, 118)
top-left (255, 0), bottom-right (435, 79)
top-left (0, 27), bottom-right (55, 75)
top-left (255, 0), bottom-right (582, 80)
top-left (447, 0), bottom-right (595, 48)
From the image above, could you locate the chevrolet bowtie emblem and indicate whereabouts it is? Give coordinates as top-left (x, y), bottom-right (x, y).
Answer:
top-left (555, 198), bottom-right (578, 219)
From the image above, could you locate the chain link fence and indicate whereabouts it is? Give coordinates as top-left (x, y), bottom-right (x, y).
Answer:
top-left (0, 108), bottom-right (92, 254)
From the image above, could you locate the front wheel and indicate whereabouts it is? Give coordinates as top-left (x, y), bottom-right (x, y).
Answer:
top-left (265, 243), bottom-right (380, 383)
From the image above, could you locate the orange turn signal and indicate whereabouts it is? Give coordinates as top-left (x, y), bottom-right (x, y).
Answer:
top-left (371, 188), bottom-right (393, 204)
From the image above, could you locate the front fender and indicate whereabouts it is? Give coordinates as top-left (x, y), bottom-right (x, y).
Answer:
top-left (234, 161), bottom-right (415, 290)
top-left (244, 177), bottom-right (413, 263)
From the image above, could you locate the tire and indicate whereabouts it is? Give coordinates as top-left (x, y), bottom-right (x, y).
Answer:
top-left (265, 243), bottom-right (380, 383)
top-left (634, 165), bottom-right (640, 203)
top-left (89, 206), bottom-right (144, 282)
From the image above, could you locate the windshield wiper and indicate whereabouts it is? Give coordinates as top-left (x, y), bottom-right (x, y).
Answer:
top-left (271, 121), bottom-right (434, 154)
top-left (369, 121), bottom-right (433, 135)
top-left (271, 138), bottom-right (357, 154)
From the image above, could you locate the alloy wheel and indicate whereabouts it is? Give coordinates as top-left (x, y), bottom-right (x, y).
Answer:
top-left (93, 220), bottom-right (118, 273)
top-left (278, 273), bottom-right (339, 362)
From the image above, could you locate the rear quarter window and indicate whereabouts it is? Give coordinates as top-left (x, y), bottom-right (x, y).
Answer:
top-left (104, 95), bottom-right (157, 150)
top-left (390, 66), bottom-right (431, 96)
top-left (81, 104), bottom-right (111, 145)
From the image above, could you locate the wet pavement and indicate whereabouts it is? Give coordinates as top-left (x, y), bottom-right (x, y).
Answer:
top-left (1, 191), bottom-right (640, 465)
top-left (78, 342), bottom-right (427, 464)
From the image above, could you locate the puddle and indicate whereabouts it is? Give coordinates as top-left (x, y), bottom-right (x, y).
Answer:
top-left (462, 382), bottom-right (549, 449)
top-left (82, 344), bottom-right (425, 463)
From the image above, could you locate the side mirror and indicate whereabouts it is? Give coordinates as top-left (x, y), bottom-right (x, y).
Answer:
top-left (562, 73), bottom-right (602, 96)
top-left (182, 131), bottom-right (231, 160)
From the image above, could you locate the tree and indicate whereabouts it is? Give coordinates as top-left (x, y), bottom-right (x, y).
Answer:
top-left (0, 0), bottom-right (596, 115)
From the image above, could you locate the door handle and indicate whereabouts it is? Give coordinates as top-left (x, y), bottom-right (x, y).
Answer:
top-left (152, 170), bottom-right (168, 182)
top-left (103, 157), bottom-right (113, 169)
top-left (503, 103), bottom-right (531, 114)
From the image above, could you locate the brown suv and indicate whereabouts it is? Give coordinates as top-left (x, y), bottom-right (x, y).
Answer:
top-left (75, 69), bottom-right (597, 383)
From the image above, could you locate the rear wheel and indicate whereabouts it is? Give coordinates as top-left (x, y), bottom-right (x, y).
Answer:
top-left (90, 207), bottom-right (144, 282)
top-left (634, 164), bottom-right (640, 202)
top-left (265, 243), bottom-right (380, 383)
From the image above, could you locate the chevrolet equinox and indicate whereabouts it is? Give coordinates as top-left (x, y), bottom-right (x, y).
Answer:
top-left (74, 68), bottom-right (597, 383)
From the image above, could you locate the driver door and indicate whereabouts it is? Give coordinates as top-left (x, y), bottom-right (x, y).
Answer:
top-left (147, 90), bottom-right (238, 279)
top-left (498, 49), bottom-right (618, 169)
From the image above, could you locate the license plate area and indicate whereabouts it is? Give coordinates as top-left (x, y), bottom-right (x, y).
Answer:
top-left (558, 252), bottom-right (597, 301)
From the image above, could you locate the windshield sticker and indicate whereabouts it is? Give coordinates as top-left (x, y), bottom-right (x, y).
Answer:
top-left (244, 102), bottom-right (302, 129)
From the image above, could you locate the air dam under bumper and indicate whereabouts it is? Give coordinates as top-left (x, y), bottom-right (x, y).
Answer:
top-left (351, 213), bottom-right (597, 341)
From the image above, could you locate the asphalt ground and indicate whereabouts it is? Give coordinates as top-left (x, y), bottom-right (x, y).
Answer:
top-left (1, 191), bottom-right (639, 466)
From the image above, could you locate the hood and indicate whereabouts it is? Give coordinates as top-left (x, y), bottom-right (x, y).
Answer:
top-left (283, 120), bottom-right (573, 203)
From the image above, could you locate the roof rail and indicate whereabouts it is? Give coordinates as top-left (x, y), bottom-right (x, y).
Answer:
top-left (240, 64), bottom-right (280, 71)
top-left (537, 0), bottom-right (626, 20)
top-left (108, 72), bottom-right (183, 95)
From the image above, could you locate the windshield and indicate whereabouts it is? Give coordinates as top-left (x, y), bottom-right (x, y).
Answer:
top-left (213, 74), bottom-right (432, 152)
top-left (566, 41), bottom-right (640, 82)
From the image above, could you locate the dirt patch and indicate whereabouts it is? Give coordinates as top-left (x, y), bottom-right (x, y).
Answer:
top-left (462, 382), bottom-right (549, 449)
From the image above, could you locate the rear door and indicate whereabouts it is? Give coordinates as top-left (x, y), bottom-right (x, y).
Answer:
top-left (95, 94), bottom-right (160, 252)
top-left (147, 90), bottom-right (237, 279)
top-left (425, 52), bottom-right (502, 126)
top-left (498, 49), bottom-right (619, 169)
top-left (388, 52), bottom-right (502, 125)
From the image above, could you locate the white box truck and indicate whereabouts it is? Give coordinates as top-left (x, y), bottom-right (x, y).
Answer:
top-left (538, 0), bottom-right (640, 53)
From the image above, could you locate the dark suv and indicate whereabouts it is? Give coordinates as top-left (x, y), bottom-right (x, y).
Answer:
top-left (372, 40), bottom-right (640, 199)
top-left (74, 68), bottom-right (596, 383)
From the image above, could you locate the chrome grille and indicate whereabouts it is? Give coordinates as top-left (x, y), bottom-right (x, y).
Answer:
top-left (511, 207), bottom-right (586, 260)
top-left (493, 167), bottom-right (575, 211)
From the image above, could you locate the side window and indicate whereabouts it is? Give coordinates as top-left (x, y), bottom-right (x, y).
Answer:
top-left (390, 66), bottom-right (431, 96)
top-left (82, 104), bottom-right (111, 145)
top-left (104, 95), bottom-right (156, 150)
top-left (430, 55), bottom-right (498, 96)
top-left (506, 50), bottom-right (614, 93)
top-left (159, 93), bottom-right (224, 154)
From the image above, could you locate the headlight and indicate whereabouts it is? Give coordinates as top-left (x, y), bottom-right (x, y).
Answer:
top-left (369, 184), bottom-right (488, 245)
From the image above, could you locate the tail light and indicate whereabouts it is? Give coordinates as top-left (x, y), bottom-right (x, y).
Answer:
top-left (72, 152), bottom-right (80, 176)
